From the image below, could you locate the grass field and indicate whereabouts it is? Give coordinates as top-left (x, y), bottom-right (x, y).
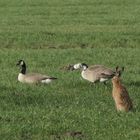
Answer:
top-left (0, 0), bottom-right (140, 48)
top-left (0, 0), bottom-right (140, 140)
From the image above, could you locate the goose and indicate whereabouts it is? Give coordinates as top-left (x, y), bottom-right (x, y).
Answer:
top-left (72, 63), bottom-right (123, 84)
top-left (16, 60), bottom-right (57, 84)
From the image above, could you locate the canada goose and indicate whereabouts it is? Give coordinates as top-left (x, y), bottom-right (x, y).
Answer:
top-left (112, 67), bottom-right (133, 112)
top-left (72, 63), bottom-right (124, 84)
top-left (16, 60), bottom-right (57, 84)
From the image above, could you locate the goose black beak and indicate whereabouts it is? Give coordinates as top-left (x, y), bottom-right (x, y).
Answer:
top-left (16, 63), bottom-right (20, 66)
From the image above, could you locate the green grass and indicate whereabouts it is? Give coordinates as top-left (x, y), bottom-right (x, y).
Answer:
top-left (0, 47), bottom-right (140, 140)
top-left (0, 0), bottom-right (140, 139)
top-left (0, 0), bottom-right (140, 48)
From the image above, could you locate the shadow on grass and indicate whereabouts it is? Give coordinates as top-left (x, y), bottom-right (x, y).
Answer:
top-left (49, 131), bottom-right (86, 140)
top-left (64, 79), bottom-right (112, 89)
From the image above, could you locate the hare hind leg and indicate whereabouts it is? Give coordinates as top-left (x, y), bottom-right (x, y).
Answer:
top-left (116, 104), bottom-right (126, 112)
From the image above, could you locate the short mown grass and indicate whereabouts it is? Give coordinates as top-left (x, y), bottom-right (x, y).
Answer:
top-left (0, 0), bottom-right (140, 48)
top-left (0, 0), bottom-right (140, 139)
top-left (0, 47), bottom-right (140, 140)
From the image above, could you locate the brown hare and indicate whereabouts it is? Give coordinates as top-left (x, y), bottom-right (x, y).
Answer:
top-left (112, 67), bottom-right (133, 112)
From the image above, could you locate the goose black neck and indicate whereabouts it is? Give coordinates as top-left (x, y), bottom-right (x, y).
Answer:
top-left (21, 64), bottom-right (26, 74)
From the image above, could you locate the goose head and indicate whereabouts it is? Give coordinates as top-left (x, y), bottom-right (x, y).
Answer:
top-left (73, 63), bottom-right (88, 71)
top-left (16, 60), bottom-right (26, 74)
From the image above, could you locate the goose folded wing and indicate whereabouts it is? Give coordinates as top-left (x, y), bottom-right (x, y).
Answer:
top-left (99, 70), bottom-right (115, 78)
top-left (26, 73), bottom-right (56, 81)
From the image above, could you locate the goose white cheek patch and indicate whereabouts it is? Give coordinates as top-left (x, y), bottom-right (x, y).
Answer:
top-left (20, 61), bottom-right (24, 65)
top-left (73, 63), bottom-right (81, 69)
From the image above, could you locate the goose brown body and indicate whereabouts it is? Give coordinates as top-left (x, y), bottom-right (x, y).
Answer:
top-left (82, 65), bottom-right (115, 83)
top-left (18, 73), bottom-right (57, 84)
top-left (73, 63), bottom-right (115, 83)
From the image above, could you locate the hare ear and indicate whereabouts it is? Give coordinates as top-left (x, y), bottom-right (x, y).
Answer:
top-left (117, 66), bottom-right (124, 77)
